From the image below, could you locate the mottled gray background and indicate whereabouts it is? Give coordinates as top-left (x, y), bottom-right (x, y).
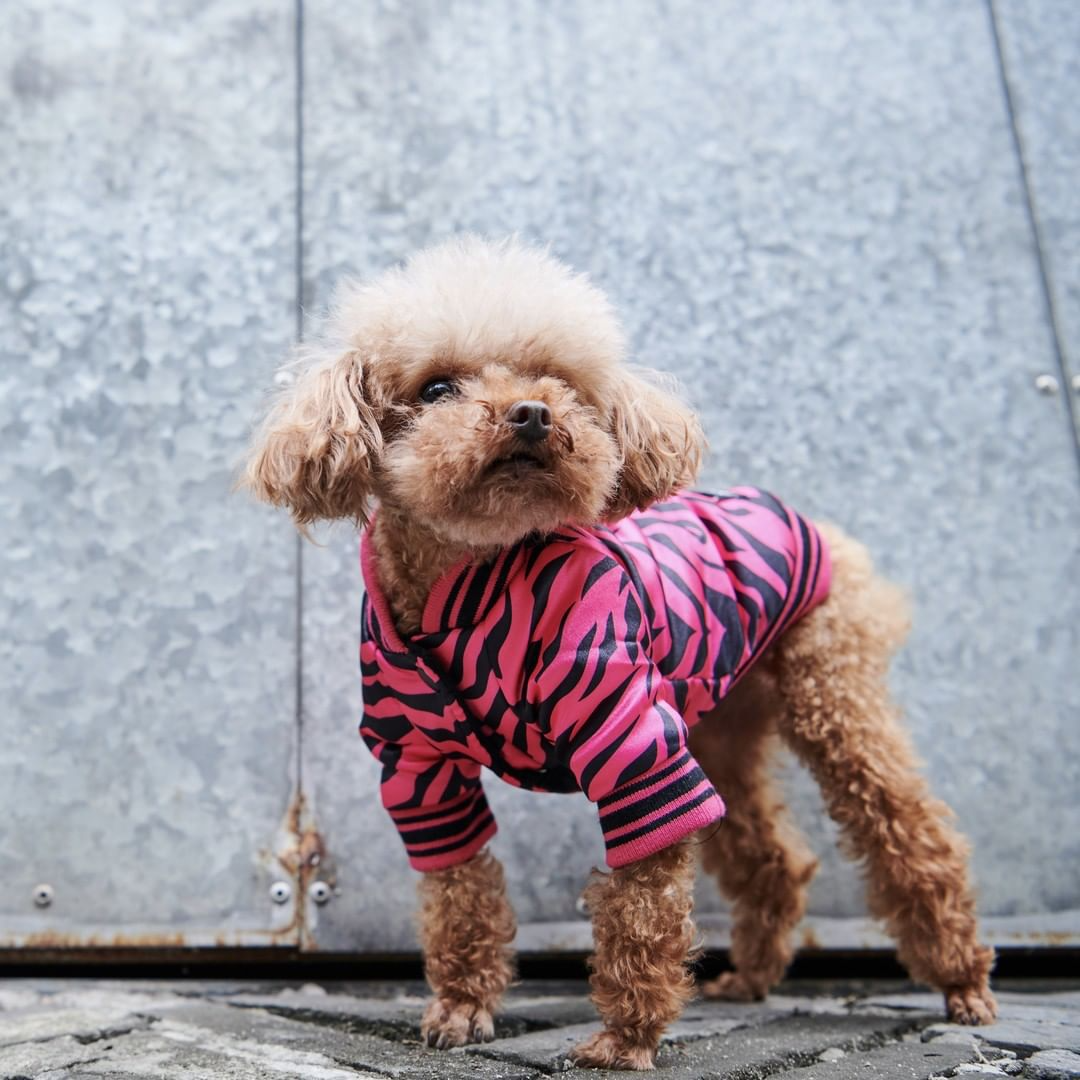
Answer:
top-left (1, 0), bottom-right (1077, 954)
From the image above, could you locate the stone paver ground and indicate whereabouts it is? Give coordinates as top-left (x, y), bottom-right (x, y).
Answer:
top-left (0, 979), bottom-right (1078, 1080)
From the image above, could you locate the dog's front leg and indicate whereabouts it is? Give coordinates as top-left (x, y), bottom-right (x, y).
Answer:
top-left (571, 841), bottom-right (697, 1071)
top-left (417, 848), bottom-right (516, 1049)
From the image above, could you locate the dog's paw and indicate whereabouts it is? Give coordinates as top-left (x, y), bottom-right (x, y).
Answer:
top-left (700, 971), bottom-right (767, 1003)
top-left (945, 985), bottom-right (998, 1026)
top-left (421, 997), bottom-right (495, 1049)
top-left (569, 1030), bottom-right (655, 1071)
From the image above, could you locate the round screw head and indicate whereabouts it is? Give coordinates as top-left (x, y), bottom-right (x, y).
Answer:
top-left (575, 895), bottom-right (589, 918)
top-left (269, 881), bottom-right (292, 905)
top-left (273, 369), bottom-right (296, 388)
top-left (1035, 373), bottom-right (1060, 395)
top-left (308, 881), bottom-right (333, 905)
top-left (33, 884), bottom-right (53, 908)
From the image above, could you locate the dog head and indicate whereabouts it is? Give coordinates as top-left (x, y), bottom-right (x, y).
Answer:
top-left (244, 236), bottom-right (704, 547)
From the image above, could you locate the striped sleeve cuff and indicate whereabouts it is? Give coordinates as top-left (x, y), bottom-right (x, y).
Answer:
top-left (388, 786), bottom-right (497, 872)
top-left (597, 750), bottom-right (725, 869)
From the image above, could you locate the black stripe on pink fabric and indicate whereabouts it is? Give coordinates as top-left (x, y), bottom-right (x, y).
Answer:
top-left (596, 750), bottom-right (691, 809)
top-left (754, 512), bottom-right (814, 661)
top-left (599, 758), bottom-right (706, 833)
top-left (635, 511), bottom-right (707, 542)
top-left (553, 669), bottom-right (637, 758)
top-left (527, 550), bottom-right (575, 638)
top-left (438, 569), bottom-right (468, 627)
top-left (457, 558), bottom-right (496, 626)
top-left (580, 613), bottom-right (619, 700)
top-left (538, 605), bottom-right (577, 675)
top-left (604, 787), bottom-right (717, 852)
top-left (718, 516), bottom-right (790, 581)
top-left (396, 793), bottom-right (492, 846)
top-left (740, 487), bottom-right (791, 525)
top-left (404, 811), bottom-right (496, 860)
top-left (597, 533), bottom-right (659, 629)
top-left (482, 598), bottom-right (514, 681)
top-left (577, 714), bottom-right (641, 794)
top-left (582, 555), bottom-right (619, 599)
top-left (609, 740), bottom-right (659, 792)
top-left (387, 756), bottom-right (462, 811)
top-left (536, 622), bottom-right (598, 733)
top-left (389, 788), bottom-right (476, 824)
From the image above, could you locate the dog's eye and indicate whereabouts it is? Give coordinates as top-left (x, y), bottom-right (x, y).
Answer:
top-left (419, 379), bottom-right (458, 404)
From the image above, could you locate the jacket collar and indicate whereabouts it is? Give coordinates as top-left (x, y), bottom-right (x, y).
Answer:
top-left (359, 518), bottom-right (523, 650)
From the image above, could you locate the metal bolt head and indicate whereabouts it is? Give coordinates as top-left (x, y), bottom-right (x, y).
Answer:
top-left (1035, 373), bottom-right (1060, 395)
top-left (269, 880), bottom-right (292, 905)
top-left (32, 884), bottom-right (53, 908)
top-left (273, 369), bottom-right (296, 388)
top-left (308, 881), bottom-right (333, 905)
top-left (1071, 374), bottom-right (1080, 395)
top-left (575, 895), bottom-right (589, 918)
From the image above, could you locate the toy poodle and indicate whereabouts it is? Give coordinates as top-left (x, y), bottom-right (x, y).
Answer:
top-left (243, 236), bottom-right (996, 1070)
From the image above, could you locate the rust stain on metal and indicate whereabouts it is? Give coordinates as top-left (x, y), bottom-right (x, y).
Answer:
top-left (19, 930), bottom-right (190, 948)
top-left (1007, 930), bottom-right (1078, 945)
top-left (266, 790), bottom-right (332, 949)
top-left (10, 793), bottom-right (331, 953)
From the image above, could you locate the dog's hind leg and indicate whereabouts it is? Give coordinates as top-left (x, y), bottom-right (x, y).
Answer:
top-left (570, 841), bottom-right (697, 1071)
top-left (417, 849), bottom-right (516, 1048)
top-left (690, 668), bottom-right (818, 1002)
top-left (771, 523), bottom-right (997, 1025)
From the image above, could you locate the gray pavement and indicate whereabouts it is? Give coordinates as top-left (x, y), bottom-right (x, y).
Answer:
top-left (1, 979), bottom-right (1078, 1079)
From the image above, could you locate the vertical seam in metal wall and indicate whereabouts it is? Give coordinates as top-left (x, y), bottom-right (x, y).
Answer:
top-left (986, 0), bottom-right (1080, 477)
top-left (294, 0), bottom-right (306, 797)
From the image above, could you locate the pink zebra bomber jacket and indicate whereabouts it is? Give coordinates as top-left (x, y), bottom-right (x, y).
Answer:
top-left (358, 488), bottom-right (832, 872)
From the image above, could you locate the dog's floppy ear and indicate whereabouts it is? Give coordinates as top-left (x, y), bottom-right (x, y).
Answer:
top-left (605, 368), bottom-right (705, 522)
top-left (242, 344), bottom-right (382, 529)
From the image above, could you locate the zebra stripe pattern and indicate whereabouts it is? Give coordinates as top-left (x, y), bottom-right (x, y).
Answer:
top-left (359, 487), bottom-right (831, 871)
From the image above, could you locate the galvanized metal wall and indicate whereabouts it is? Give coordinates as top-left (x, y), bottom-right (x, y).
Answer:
top-left (2, 0), bottom-right (1077, 954)
top-left (0, 2), bottom-right (303, 948)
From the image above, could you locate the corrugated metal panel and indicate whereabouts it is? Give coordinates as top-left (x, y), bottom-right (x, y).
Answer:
top-left (994, 0), bottom-right (1080, 444)
top-left (297, 0), bottom-right (1080, 951)
top-left (0, 1), bottom-right (300, 947)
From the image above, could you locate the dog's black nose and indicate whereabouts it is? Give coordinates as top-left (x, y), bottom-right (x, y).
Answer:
top-left (506, 400), bottom-right (553, 443)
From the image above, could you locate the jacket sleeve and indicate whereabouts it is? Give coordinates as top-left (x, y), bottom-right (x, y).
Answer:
top-left (359, 667), bottom-right (496, 873)
top-left (526, 547), bottom-right (725, 868)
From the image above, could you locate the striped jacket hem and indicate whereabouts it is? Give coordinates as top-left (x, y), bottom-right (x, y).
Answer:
top-left (598, 750), bottom-right (726, 868)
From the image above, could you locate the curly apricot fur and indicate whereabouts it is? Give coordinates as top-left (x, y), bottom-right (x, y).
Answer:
top-left (770, 524), bottom-right (996, 1023)
top-left (690, 668), bottom-right (819, 1002)
top-left (570, 842), bottom-right (697, 1070)
top-left (417, 850), bottom-right (516, 1049)
top-left (688, 529), bottom-right (995, 1024)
